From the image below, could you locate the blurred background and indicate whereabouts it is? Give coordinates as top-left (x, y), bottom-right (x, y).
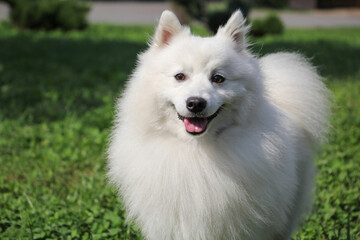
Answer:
top-left (0, 0), bottom-right (360, 30)
top-left (0, 0), bottom-right (359, 239)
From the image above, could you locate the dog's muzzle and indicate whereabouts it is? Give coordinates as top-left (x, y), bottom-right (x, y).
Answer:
top-left (177, 107), bottom-right (222, 135)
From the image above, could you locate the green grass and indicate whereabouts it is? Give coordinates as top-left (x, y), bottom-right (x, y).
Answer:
top-left (0, 22), bottom-right (359, 239)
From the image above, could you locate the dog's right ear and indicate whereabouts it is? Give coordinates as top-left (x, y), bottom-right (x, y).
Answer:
top-left (153, 11), bottom-right (182, 47)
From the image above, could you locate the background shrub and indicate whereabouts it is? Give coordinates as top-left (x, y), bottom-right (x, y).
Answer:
top-left (255, 0), bottom-right (289, 8)
top-left (207, 11), bottom-right (232, 33)
top-left (250, 18), bottom-right (267, 37)
top-left (264, 14), bottom-right (284, 34)
top-left (55, 0), bottom-right (90, 30)
top-left (250, 13), bottom-right (284, 37)
top-left (8, 0), bottom-right (90, 31)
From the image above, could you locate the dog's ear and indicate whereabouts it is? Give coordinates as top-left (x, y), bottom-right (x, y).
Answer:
top-left (217, 10), bottom-right (248, 51)
top-left (153, 11), bottom-right (182, 47)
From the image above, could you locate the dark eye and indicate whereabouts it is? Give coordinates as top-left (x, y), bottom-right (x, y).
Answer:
top-left (211, 74), bottom-right (225, 84)
top-left (175, 73), bottom-right (186, 81)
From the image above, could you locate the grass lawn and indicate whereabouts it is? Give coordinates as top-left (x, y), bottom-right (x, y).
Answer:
top-left (0, 22), bottom-right (359, 239)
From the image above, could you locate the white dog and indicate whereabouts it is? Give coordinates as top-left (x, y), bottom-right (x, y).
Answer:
top-left (107, 10), bottom-right (331, 240)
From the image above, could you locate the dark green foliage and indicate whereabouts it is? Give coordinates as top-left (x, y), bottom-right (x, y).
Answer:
top-left (53, 0), bottom-right (90, 31)
top-left (250, 18), bottom-right (267, 37)
top-left (8, 0), bottom-right (90, 31)
top-left (264, 14), bottom-right (284, 34)
top-left (0, 23), bottom-right (359, 239)
top-left (207, 11), bottom-right (232, 33)
top-left (256, 0), bottom-right (290, 8)
top-left (250, 14), bottom-right (284, 37)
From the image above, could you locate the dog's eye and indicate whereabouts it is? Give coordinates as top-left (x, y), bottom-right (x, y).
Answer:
top-left (211, 74), bottom-right (225, 84)
top-left (175, 73), bottom-right (186, 81)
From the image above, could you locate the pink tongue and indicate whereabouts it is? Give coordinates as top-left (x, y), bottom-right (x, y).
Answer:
top-left (184, 118), bottom-right (208, 133)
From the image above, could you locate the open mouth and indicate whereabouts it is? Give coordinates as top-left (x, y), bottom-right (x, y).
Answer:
top-left (177, 108), bottom-right (221, 135)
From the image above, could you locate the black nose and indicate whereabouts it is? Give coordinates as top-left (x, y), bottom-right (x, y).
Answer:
top-left (186, 97), bottom-right (207, 113)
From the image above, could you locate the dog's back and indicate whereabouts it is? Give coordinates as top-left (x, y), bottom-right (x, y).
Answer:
top-left (260, 53), bottom-right (331, 144)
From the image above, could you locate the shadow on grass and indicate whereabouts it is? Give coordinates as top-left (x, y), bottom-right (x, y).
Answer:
top-left (0, 36), bottom-right (359, 123)
top-left (0, 36), bottom-right (147, 123)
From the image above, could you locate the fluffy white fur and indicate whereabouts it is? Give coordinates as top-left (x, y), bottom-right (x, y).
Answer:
top-left (107, 10), bottom-right (331, 240)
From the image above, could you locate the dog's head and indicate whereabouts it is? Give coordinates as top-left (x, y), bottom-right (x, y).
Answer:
top-left (127, 11), bottom-right (263, 140)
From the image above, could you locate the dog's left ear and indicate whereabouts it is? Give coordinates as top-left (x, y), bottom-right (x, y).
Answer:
top-left (153, 11), bottom-right (182, 47)
top-left (217, 10), bottom-right (248, 51)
